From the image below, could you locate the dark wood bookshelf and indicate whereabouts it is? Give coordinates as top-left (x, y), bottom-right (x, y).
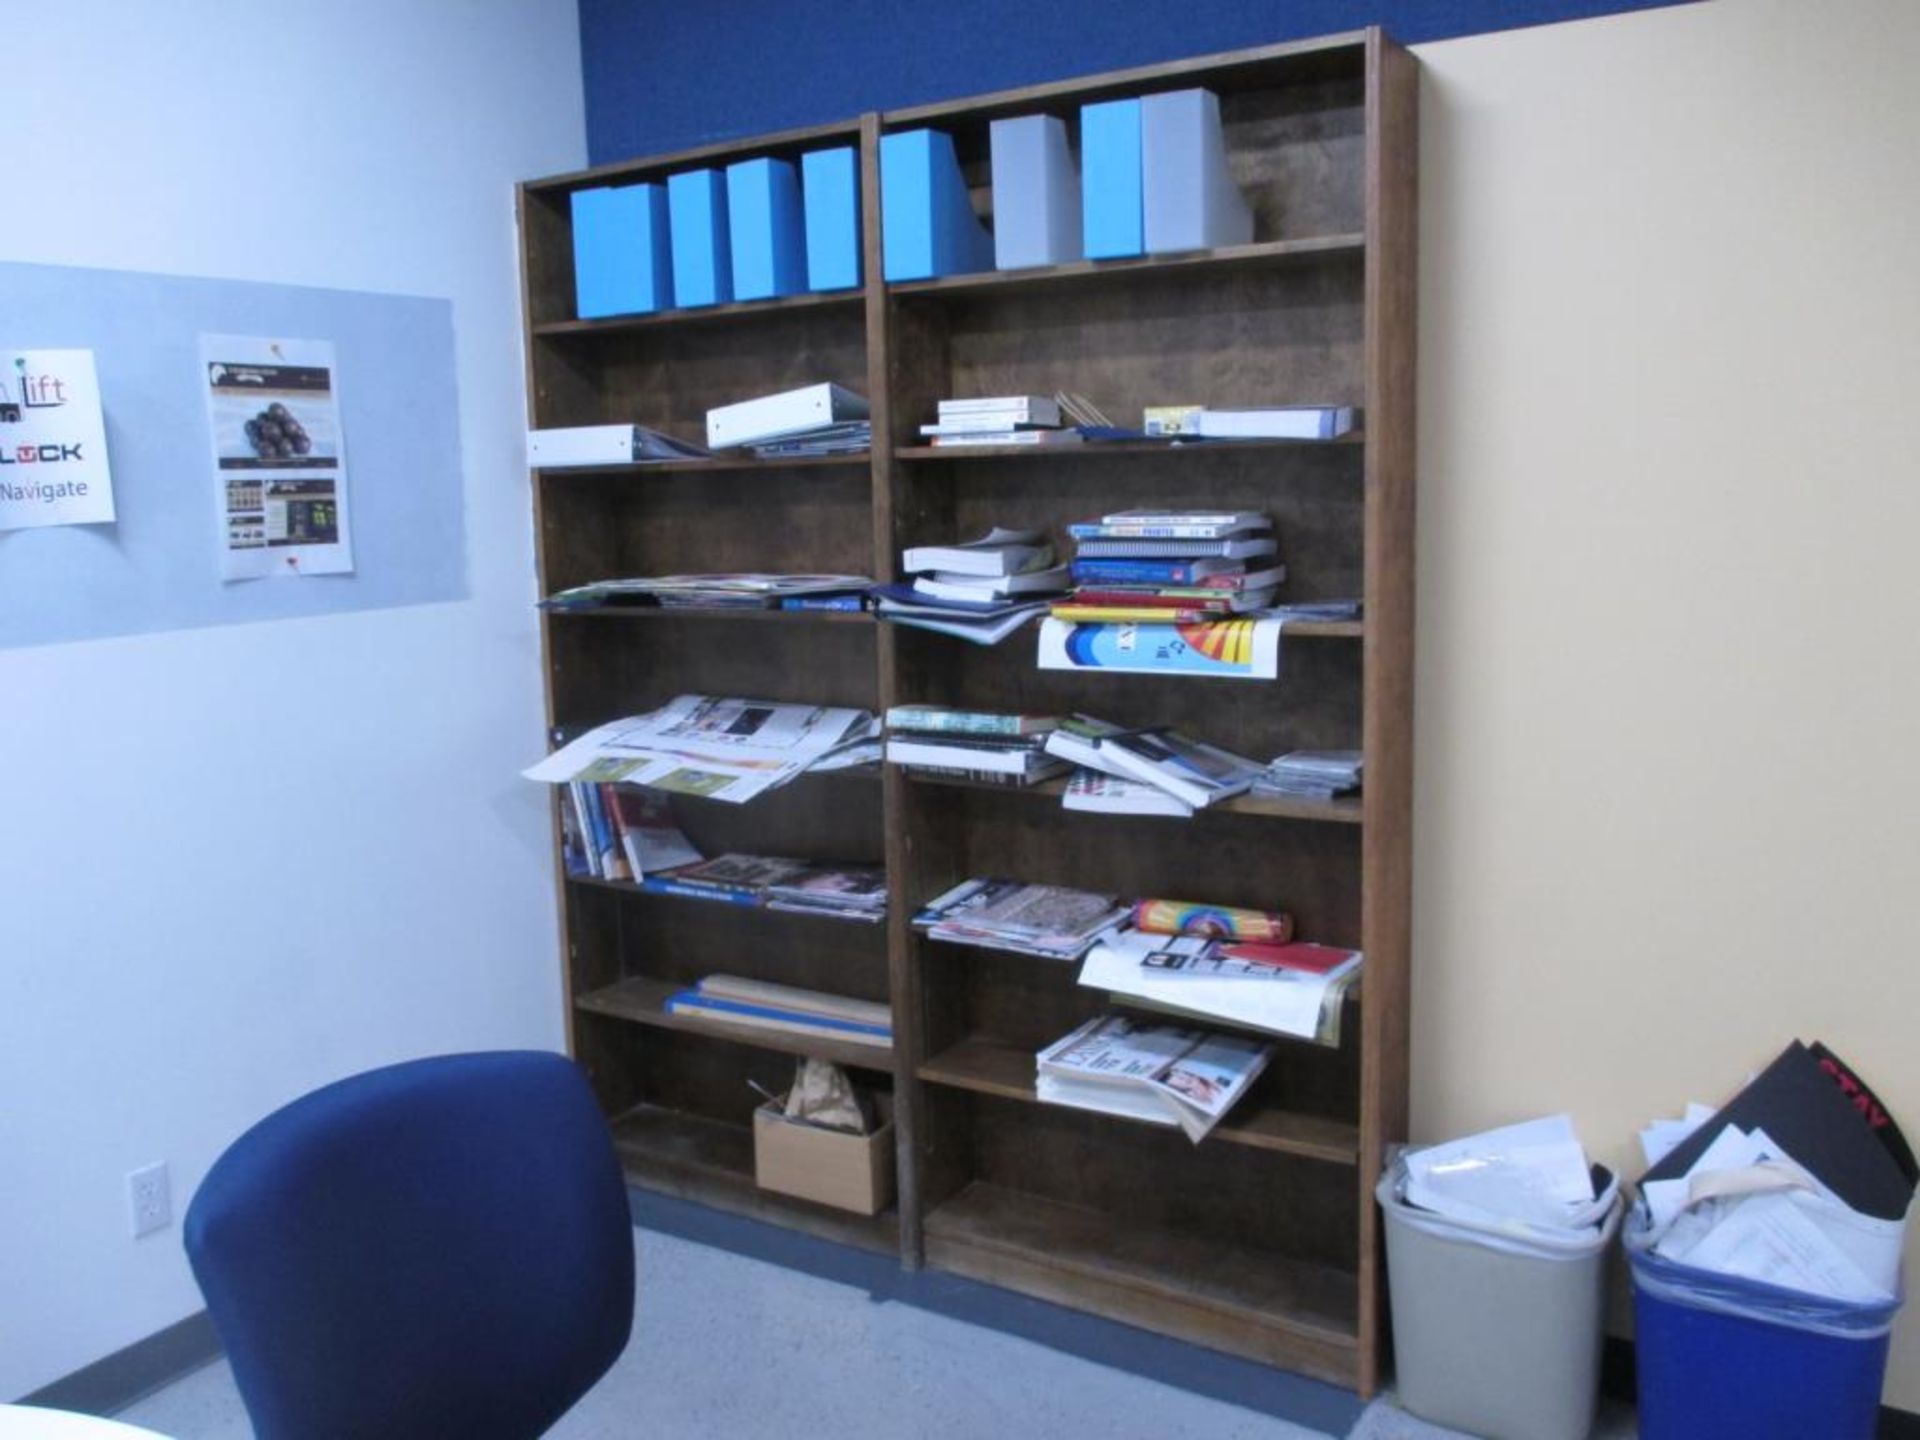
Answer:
top-left (535, 454), bottom-right (869, 478)
top-left (548, 605), bottom-right (876, 625)
top-left (886, 233), bottom-right (1364, 299)
top-left (919, 1035), bottom-right (1360, 1163)
top-left (900, 769), bottom-right (1365, 824)
top-left (607, 1104), bottom-right (898, 1254)
top-left (535, 288), bottom-right (863, 337)
top-left (576, 976), bottom-right (894, 1073)
top-left (519, 29), bottom-right (1415, 1397)
top-left (893, 436), bottom-right (1363, 461)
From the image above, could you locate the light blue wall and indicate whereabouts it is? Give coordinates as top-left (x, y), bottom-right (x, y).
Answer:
top-left (0, 263), bottom-right (463, 649)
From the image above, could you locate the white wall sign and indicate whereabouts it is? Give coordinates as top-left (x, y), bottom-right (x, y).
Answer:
top-left (0, 348), bottom-right (115, 530)
top-left (201, 335), bottom-right (353, 580)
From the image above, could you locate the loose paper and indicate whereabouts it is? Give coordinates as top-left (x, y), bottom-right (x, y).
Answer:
top-left (202, 335), bottom-right (352, 579)
top-left (0, 349), bottom-right (114, 530)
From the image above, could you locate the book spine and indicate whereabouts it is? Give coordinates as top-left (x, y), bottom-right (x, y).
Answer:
top-left (886, 709), bottom-right (1036, 736)
top-left (930, 431), bottom-right (1070, 447)
top-left (897, 763), bottom-right (1050, 787)
top-left (566, 783), bottom-right (598, 878)
top-left (558, 789), bottom-right (591, 876)
top-left (1051, 607), bottom-right (1231, 624)
top-left (582, 783), bottom-right (617, 879)
top-left (599, 783), bottom-right (633, 880)
top-left (1069, 522), bottom-right (1245, 540)
top-left (638, 877), bottom-right (763, 906)
top-left (937, 395), bottom-right (1055, 415)
top-left (1070, 559), bottom-right (1204, 584)
top-left (780, 594), bottom-right (865, 611)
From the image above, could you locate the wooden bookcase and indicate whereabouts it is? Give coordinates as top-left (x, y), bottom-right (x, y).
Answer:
top-left (518, 29), bottom-right (1415, 1395)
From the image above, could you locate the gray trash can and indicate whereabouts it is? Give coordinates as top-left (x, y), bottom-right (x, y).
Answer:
top-left (1377, 1160), bottom-right (1622, 1440)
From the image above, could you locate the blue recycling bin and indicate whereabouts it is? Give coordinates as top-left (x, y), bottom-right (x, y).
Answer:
top-left (1627, 1219), bottom-right (1900, 1440)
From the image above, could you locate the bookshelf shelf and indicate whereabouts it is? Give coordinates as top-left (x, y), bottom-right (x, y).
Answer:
top-left (886, 234), bottom-right (1365, 301)
top-left (608, 1103), bottom-right (899, 1254)
top-left (924, 1182), bottom-right (1359, 1382)
top-left (522, 28), bottom-right (1413, 1398)
top-left (900, 770), bottom-right (1365, 824)
top-left (550, 606), bottom-right (876, 626)
top-left (919, 1035), bottom-right (1361, 1163)
top-left (535, 289), bottom-right (863, 338)
top-left (535, 454), bottom-right (870, 479)
top-left (563, 873), bottom-right (892, 921)
top-left (893, 437), bottom-right (1363, 462)
top-left (576, 975), bottom-right (895, 1072)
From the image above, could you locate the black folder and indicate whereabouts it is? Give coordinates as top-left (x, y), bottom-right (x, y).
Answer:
top-left (1643, 1040), bottom-right (1915, 1221)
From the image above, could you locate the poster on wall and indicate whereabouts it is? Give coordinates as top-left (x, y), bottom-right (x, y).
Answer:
top-left (201, 335), bottom-right (353, 579)
top-left (0, 348), bottom-right (115, 531)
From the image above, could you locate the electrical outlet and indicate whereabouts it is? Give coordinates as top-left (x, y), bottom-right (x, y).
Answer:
top-left (128, 1162), bottom-right (171, 1238)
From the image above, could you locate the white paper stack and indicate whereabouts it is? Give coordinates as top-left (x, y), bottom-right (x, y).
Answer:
top-left (1403, 1115), bottom-right (1617, 1236)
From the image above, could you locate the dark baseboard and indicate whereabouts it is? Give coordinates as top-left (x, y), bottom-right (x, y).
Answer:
top-left (17, 1311), bottom-right (221, 1416)
top-left (627, 1187), bottom-right (1369, 1436)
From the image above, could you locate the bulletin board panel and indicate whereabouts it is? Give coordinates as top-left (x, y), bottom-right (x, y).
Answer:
top-left (0, 261), bottom-right (466, 649)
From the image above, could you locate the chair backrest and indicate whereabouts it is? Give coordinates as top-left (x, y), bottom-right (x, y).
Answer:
top-left (185, 1051), bottom-right (633, 1440)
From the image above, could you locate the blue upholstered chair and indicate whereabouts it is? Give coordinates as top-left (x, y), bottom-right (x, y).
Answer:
top-left (184, 1051), bottom-right (634, 1440)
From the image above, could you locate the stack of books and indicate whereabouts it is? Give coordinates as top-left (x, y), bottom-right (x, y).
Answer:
top-left (665, 975), bottom-right (892, 1049)
top-left (1044, 715), bottom-right (1264, 816)
top-left (562, 786), bottom-right (703, 882)
top-left (884, 706), bottom-right (1068, 787)
top-left (874, 527), bottom-right (1066, 644)
top-left (921, 393), bottom-right (1082, 448)
top-left (1035, 1014), bottom-right (1274, 1142)
top-left (1054, 509), bottom-right (1283, 623)
top-left (913, 877), bottom-right (1129, 961)
top-left (705, 382), bottom-right (871, 458)
top-left (541, 573), bottom-right (872, 613)
top-left (641, 853), bottom-right (888, 923)
top-left (1256, 750), bottom-right (1363, 802)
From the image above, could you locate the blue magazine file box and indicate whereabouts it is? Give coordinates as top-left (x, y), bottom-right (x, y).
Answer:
top-left (880, 129), bottom-right (993, 282)
top-left (571, 183), bottom-right (672, 318)
top-left (727, 158), bottom-right (806, 301)
top-left (801, 147), bottom-right (861, 291)
top-left (1081, 99), bottom-right (1143, 260)
top-left (668, 169), bottom-right (733, 306)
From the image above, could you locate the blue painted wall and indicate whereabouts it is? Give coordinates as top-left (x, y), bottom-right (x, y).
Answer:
top-left (579, 0), bottom-right (1693, 165)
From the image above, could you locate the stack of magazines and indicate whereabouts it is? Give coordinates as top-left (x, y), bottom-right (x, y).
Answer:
top-left (640, 853), bottom-right (887, 923)
top-left (1035, 1014), bottom-right (1274, 1142)
top-left (913, 878), bottom-right (1128, 961)
top-left (1045, 715), bottom-right (1265, 815)
top-left (539, 574), bottom-right (871, 612)
top-left (883, 706), bottom-right (1069, 787)
top-left (1256, 750), bottom-right (1363, 801)
top-left (665, 975), bottom-right (891, 1049)
top-left (764, 866), bottom-right (889, 923)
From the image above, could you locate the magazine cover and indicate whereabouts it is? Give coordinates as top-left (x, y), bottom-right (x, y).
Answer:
top-left (1037, 616), bottom-right (1282, 680)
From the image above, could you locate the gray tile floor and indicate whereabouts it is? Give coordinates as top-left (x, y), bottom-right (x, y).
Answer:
top-left (118, 1227), bottom-right (1637, 1439)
